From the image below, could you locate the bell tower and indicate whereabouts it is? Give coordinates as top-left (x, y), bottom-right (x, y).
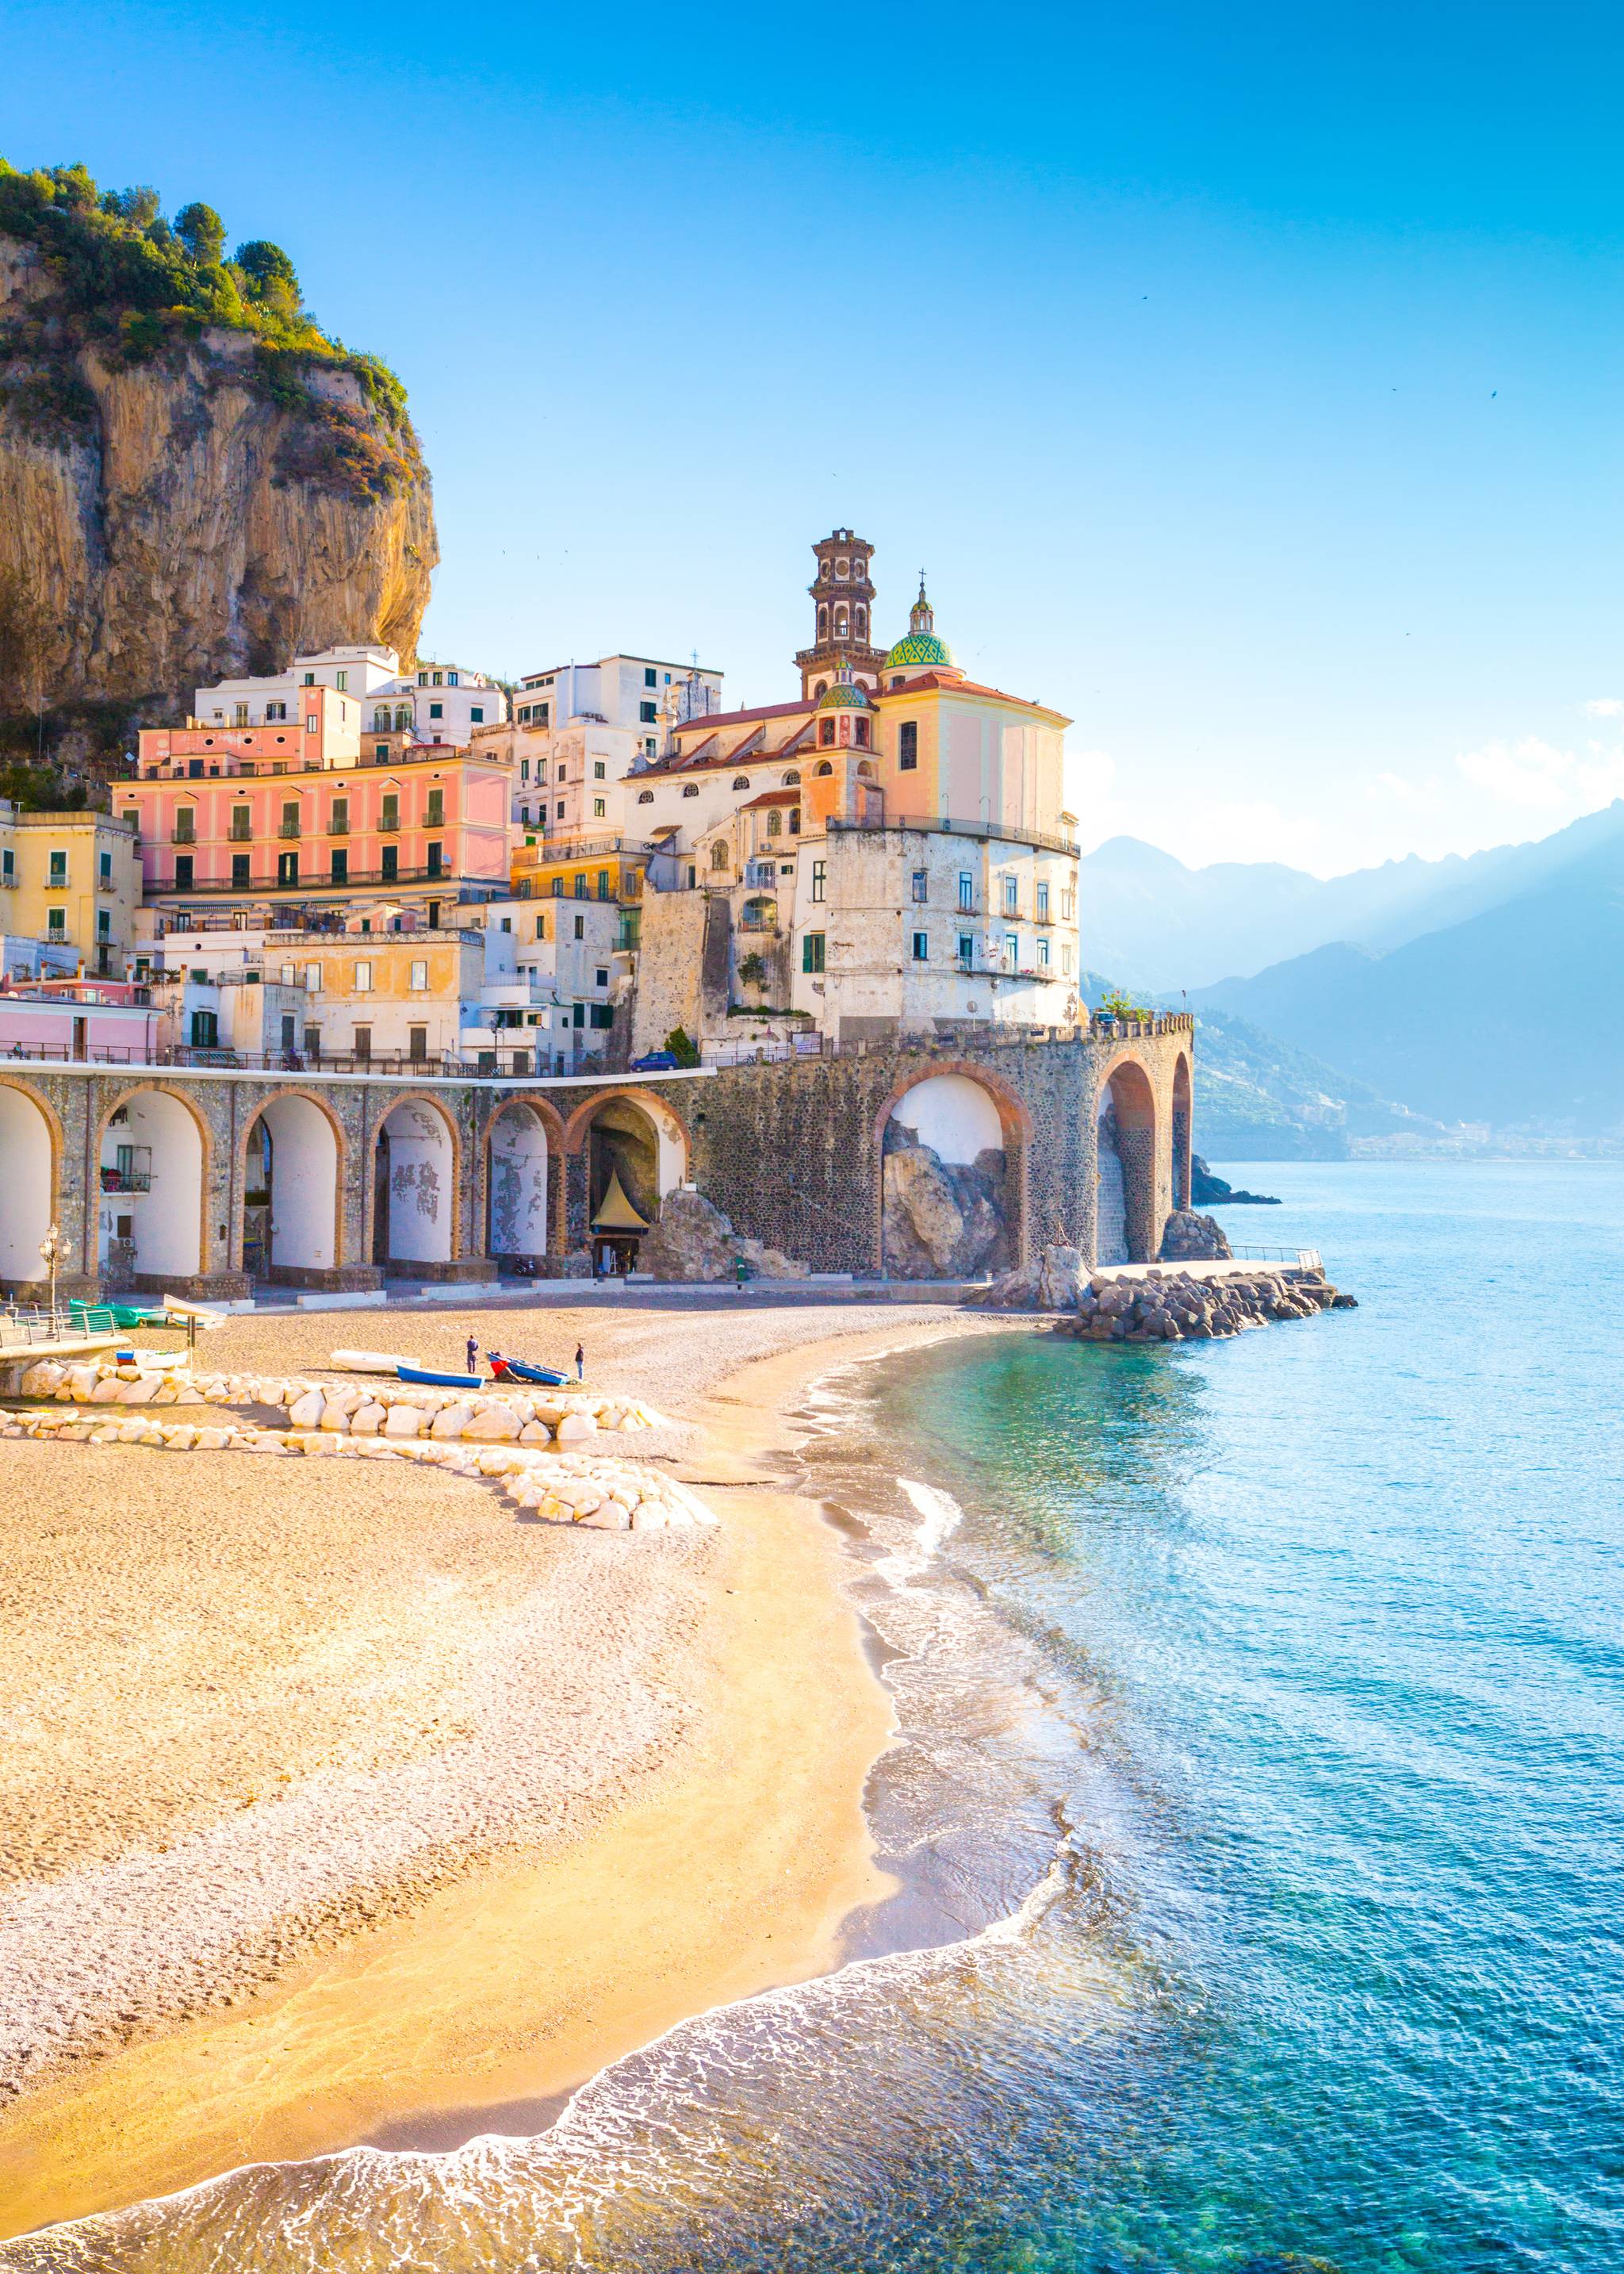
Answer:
top-left (794, 529), bottom-right (888, 700)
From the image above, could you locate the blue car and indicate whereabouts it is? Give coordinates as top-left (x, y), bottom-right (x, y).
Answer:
top-left (630, 1049), bottom-right (680, 1071)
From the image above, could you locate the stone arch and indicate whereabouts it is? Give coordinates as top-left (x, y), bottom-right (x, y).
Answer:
top-left (564, 1087), bottom-right (690, 1266)
top-left (371, 1092), bottom-right (460, 1268)
top-left (240, 1089), bottom-right (343, 1279)
top-left (0, 1080), bottom-right (59, 1289)
top-left (1171, 1053), bottom-right (1193, 1214)
top-left (875, 1066), bottom-right (1032, 1281)
top-left (485, 1096), bottom-right (560, 1264)
top-left (97, 1084), bottom-right (209, 1286)
top-left (1096, 1059), bottom-right (1157, 1264)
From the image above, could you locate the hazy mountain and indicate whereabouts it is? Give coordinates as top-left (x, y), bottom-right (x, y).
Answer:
top-left (1081, 801), bottom-right (1624, 991)
top-left (1189, 831), bottom-right (1624, 1131)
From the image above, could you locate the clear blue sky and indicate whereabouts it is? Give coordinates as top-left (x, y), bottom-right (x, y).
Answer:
top-left (9, 0), bottom-right (1624, 874)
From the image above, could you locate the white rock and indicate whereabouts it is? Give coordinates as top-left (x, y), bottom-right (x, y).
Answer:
top-left (194, 1427), bottom-right (232, 1451)
top-left (115, 1377), bottom-right (159, 1405)
top-left (384, 1405), bottom-right (427, 1439)
top-left (554, 1412), bottom-right (598, 1446)
top-left (350, 1402), bottom-right (386, 1435)
top-left (66, 1364), bottom-right (100, 1400)
top-left (430, 1402), bottom-right (473, 1439)
top-left (21, 1363), bottom-right (65, 1398)
top-left (518, 1419), bottom-right (553, 1444)
top-left (319, 1400), bottom-right (354, 1432)
top-left (462, 1406), bottom-right (519, 1442)
top-left (288, 1389), bottom-right (327, 1430)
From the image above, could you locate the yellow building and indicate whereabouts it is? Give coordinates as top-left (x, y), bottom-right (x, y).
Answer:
top-left (511, 834), bottom-right (648, 949)
top-left (0, 804), bottom-right (140, 977)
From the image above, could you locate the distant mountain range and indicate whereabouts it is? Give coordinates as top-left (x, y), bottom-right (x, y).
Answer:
top-left (1082, 800), bottom-right (1624, 992)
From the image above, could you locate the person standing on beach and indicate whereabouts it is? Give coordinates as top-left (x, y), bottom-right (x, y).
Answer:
top-left (575, 1342), bottom-right (584, 1382)
top-left (466, 1335), bottom-right (479, 1376)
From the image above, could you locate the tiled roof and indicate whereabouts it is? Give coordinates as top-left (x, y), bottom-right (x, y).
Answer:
top-left (741, 788), bottom-right (803, 809)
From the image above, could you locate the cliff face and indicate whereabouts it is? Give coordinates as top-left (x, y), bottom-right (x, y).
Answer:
top-left (0, 235), bottom-right (437, 713)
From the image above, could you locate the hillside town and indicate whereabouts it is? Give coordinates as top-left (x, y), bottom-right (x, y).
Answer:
top-left (0, 534), bottom-right (1196, 1294)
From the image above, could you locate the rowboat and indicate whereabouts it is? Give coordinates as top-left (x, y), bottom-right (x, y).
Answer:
top-left (491, 1356), bottom-right (569, 1386)
top-left (396, 1363), bottom-right (485, 1390)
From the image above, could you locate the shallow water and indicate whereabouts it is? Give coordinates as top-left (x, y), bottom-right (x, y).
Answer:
top-left (13, 1162), bottom-right (1622, 2272)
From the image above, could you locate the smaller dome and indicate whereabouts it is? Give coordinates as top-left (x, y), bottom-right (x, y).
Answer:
top-left (884, 631), bottom-right (954, 671)
top-left (817, 668), bottom-right (871, 710)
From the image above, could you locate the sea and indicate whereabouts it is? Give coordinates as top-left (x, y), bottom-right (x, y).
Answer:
top-left (15, 1160), bottom-right (1622, 2274)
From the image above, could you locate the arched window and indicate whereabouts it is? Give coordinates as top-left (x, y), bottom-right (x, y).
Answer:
top-left (855, 604), bottom-right (867, 636)
top-left (856, 758), bottom-right (874, 777)
top-left (818, 721), bottom-right (836, 747)
top-left (741, 895), bottom-right (777, 930)
top-left (710, 839), bottom-right (728, 868)
top-left (393, 704), bottom-right (412, 731)
top-left (834, 607), bottom-right (849, 638)
top-left (782, 769), bottom-right (801, 785)
top-left (816, 758), bottom-right (834, 776)
top-left (789, 807), bottom-right (802, 834)
top-left (637, 788), bottom-right (654, 803)
top-left (372, 707), bottom-right (391, 731)
top-left (682, 783), bottom-right (699, 798)
top-left (732, 774), bottom-right (751, 789)
top-left (855, 718), bottom-right (870, 748)
top-left (814, 681), bottom-right (827, 699)
top-left (767, 807), bottom-right (782, 836)
top-left (817, 605), bottom-right (829, 641)
top-left (820, 560), bottom-right (831, 580)
top-left (835, 558), bottom-right (849, 579)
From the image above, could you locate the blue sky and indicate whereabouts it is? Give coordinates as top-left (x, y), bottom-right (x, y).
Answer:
top-left (8, 0), bottom-right (1624, 874)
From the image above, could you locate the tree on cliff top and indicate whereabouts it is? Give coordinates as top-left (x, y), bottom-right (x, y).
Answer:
top-left (0, 157), bottom-right (407, 428)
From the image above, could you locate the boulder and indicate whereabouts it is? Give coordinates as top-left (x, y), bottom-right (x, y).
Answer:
top-left (384, 1405), bottom-right (427, 1439)
top-left (430, 1402), bottom-right (474, 1439)
top-left (638, 1188), bottom-right (809, 1284)
top-left (287, 1388), bottom-right (327, 1430)
top-left (1159, 1211), bottom-right (1232, 1264)
top-left (350, 1402), bottom-right (387, 1435)
top-left (554, 1411), bottom-right (598, 1445)
top-left (462, 1405), bottom-right (520, 1442)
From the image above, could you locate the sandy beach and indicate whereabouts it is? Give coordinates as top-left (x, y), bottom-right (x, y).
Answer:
top-left (0, 1297), bottom-right (998, 2240)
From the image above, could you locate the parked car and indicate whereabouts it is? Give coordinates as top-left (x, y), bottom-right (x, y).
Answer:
top-left (630, 1049), bottom-right (680, 1071)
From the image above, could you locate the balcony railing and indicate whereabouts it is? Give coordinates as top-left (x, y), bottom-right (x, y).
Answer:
top-left (277, 822), bottom-right (301, 838)
top-left (44, 876), bottom-right (68, 890)
top-left (152, 865), bottom-right (483, 895)
top-left (98, 1164), bottom-right (151, 1193)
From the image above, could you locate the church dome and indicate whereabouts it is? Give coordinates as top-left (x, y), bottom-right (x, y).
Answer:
top-left (817, 670), bottom-right (871, 709)
top-left (884, 575), bottom-right (955, 672)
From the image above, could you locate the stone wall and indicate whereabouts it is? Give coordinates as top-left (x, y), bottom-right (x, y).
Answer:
top-left (0, 1020), bottom-right (1194, 1294)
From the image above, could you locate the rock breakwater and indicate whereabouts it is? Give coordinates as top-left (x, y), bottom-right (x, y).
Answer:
top-left (1055, 1264), bottom-right (1356, 1344)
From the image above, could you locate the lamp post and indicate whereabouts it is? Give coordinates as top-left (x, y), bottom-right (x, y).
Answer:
top-left (38, 1222), bottom-right (62, 1335)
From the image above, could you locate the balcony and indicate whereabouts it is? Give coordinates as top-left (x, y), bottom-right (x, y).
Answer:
top-left (97, 874), bottom-right (117, 892)
top-left (228, 823), bottom-right (253, 842)
top-left (99, 1163), bottom-right (151, 1194)
top-left (277, 822), bottom-right (301, 839)
top-left (0, 872), bottom-right (14, 888)
top-left (149, 864), bottom-right (475, 895)
top-left (170, 830), bottom-right (196, 848)
top-left (44, 876), bottom-right (69, 891)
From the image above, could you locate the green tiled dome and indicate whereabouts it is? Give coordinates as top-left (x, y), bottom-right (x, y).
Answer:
top-left (817, 676), bottom-right (871, 708)
top-left (884, 630), bottom-right (954, 670)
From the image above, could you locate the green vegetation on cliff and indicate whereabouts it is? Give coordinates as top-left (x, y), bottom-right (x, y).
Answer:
top-left (0, 158), bottom-right (416, 497)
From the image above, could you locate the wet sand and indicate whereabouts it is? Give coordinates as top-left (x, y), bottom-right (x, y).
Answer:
top-left (0, 1300), bottom-right (998, 2239)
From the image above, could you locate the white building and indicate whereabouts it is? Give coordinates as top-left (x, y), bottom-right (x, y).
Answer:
top-left (478, 654), bottom-right (723, 833)
top-left (193, 648), bottom-right (507, 749)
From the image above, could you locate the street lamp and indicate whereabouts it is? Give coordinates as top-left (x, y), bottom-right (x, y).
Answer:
top-left (38, 1222), bottom-right (63, 1335)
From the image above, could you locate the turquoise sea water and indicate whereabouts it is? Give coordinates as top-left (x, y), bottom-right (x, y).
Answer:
top-left (20, 1161), bottom-right (1623, 2272)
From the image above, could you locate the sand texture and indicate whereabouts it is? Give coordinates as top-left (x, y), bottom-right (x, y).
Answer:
top-left (0, 1298), bottom-right (985, 2237)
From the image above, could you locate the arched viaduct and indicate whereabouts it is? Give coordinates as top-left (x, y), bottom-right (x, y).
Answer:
top-left (0, 1019), bottom-right (1193, 1298)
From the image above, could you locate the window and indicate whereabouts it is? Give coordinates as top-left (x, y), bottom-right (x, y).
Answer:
top-left (596, 869), bottom-right (611, 898)
top-left (731, 774), bottom-right (751, 790)
top-left (595, 966), bottom-right (609, 987)
top-left (173, 810), bottom-right (195, 845)
top-left (331, 849), bottom-right (348, 884)
top-left (381, 845), bottom-right (398, 882)
top-left (911, 869), bottom-right (928, 903)
top-left (334, 669), bottom-right (348, 692)
top-left (538, 703), bottom-right (550, 727)
top-left (637, 788), bottom-right (654, 803)
top-left (232, 853), bottom-right (251, 887)
top-left (121, 808), bottom-right (139, 835)
top-left (0, 848), bottom-right (10, 884)
top-left (303, 672), bottom-right (316, 687)
top-left (1062, 943), bottom-right (1074, 975)
top-left (592, 760), bottom-right (606, 779)
top-left (1061, 888), bottom-right (1076, 922)
top-left (281, 800), bottom-right (301, 837)
top-left (912, 931), bottom-right (929, 961)
top-left (375, 743), bottom-right (389, 761)
top-left (427, 842), bottom-right (443, 878)
top-left (373, 708), bottom-right (391, 731)
top-left (855, 718), bottom-right (869, 748)
top-left (811, 859), bottom-right (826, 903)
top-left (710, 840), bottom-right (729, 868)
top-left (426, 788), bottom-right (444, 826)
top-left (190, 1008), bottom-right (217, 1047)
top-left (833, 608), bottom-right (848, 638)
top-left (428, 702), bottom-right (443, 720)
top-left (1004, 933), bottom-right (1019, 967)
top-left (818, 719), bottom-right (836, 746)
top-left (447, 671), bottom-right (458, 686)
top-left (557, 764), bottom-right (567, 784)
top-left (380, 792), bottom-right (399, 831)
top-left (97, 848), bottom-right (113, 884)
top-left (330, 797), bottom-right (349, 835)
top-left (353, 1026), bottom-right (372, 1060)
top-left (573, 912), bottom-right (585, 940)
top-left (174, 855), bottom-right (193, 890)
top-left (1037, 937), bottom-right (1051, 967)
top-left (305, 715), bottom-right (319, 734)
top-left (681, 783), bottom-right (699, 798)
top-left (958, 932), bottom-right (975, 963)
top-left (432, 671), bottom-right (443, 686)
top-left (1003, 876), bottom-right (1019, 914)
top-left (783, 769), bottom-right (800, 786)
top-left (226, 803), bottom-right (250, 842)
top-left (556, 800), bottom-right (565, 819)
top-left (47, 848), bottom-right (68, 882)
top-left (1036, 881), bottom-right (1051, 920)
top-left (520, 759), bottom-right (530, 782)
top-left (957, 871), bottom-right (975, 911)
top-left (410, 959), bottom-right (428, 990)
top-left (898, 720), bottom-right (918, 771)
top-left (589, 1003), bottom-right (614, 1030)
top-left (279, 963), bottom-right (296, 986)
top-left (574, 873), bottom-right (588, 898)
top-left (767, 809), bottom-right (782, 838)
top-left (644, 666), bottom-right (657, 688)
top-left (46, 905), bottom-right (66, 937)
top-left (639, 702), bottom-right (657, 723)
top-left (304, 963), bottom-right (322, 991)
top-left (409, 1026), bottom-right (427, 1060)
top-left (789, 807), bottom-right (801, 834)
top-left (354, 961), bottom-right (372, 991)
top-left (266, 701), bottom-right (286, 722)
top-left (593, 797), bottom-right (606, 819)
top-left (802, 931), bottom-right (825, 973)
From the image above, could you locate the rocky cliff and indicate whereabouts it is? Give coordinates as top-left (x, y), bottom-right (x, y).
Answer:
top-left (0, 171), bottom-right (437, 719)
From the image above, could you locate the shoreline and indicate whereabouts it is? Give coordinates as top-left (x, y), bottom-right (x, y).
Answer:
top-left (0, 1302), bottom-right (1004, 2241)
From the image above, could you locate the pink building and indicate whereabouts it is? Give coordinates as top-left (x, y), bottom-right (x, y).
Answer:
top-left (125, 696), bottom-right (513, 926)
top-left (0, 986), bottom-right (160, 1064)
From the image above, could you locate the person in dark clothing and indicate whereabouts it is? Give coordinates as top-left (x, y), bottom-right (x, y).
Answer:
top-left (466, 1336), bottom-right (479, 1375)
top-left (575, 1342), bottom-right (584, 1382)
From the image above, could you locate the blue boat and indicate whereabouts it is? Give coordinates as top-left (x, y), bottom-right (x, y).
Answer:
top-left (396, 1363), bottom-right (485, 1390)
top-left (496, 1357), bottom-right (570, 1386)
